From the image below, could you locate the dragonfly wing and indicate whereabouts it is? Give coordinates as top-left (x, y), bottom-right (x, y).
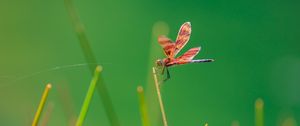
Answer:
top-left (158, 35), bottom-right (175, 58)
top-left (173, 22), bottom-right (192, 57)
top-left (167, 47), bottom-right (201, 66)
top-left (177, 47), bottom-right (201, 61)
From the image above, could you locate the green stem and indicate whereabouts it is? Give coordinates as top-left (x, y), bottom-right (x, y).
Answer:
top-left (137, 86), bottom-right (150, 126)
top-left (32, 84), bottom-right (52, 126)
top-left (76, 66), bottom-right (102, 126)
top-left (145, 21), bottom-right (169, 126)
top-left (205, 123), bottom-right (208, 126)
top-left (64, 0), bottom-right (120, 125)
top-left (255, 98), bottom-right (264, 126)
top-left (152, 67), bottom-right (168, 126)
top-left (64, 0), bottom-right (97, 72)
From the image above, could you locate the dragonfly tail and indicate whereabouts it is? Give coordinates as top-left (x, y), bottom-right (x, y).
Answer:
top-left (191, 59), bottom-right (214, 63)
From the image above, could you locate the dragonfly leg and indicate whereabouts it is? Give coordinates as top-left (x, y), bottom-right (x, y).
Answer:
top-left (161, 65), bottom-right (165, 75)
top-left (163, 67), bottom-right (170, 82)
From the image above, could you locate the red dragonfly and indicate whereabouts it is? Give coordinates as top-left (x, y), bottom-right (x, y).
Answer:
top-left (156, 22), bottom-right (214, 81)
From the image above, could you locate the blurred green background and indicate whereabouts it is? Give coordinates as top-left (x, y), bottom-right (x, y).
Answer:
top-left (1, 0), bottom-right (300, 125)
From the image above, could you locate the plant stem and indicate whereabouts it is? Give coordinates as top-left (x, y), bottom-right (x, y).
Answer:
top-left (32, 83), bottom-right (52, 126)
top-left (145, 21), bottom-right (169, 125)
top-left (205, 123), bottom-right (208, 126)
top-left (76, 66), bottom-right (102, 126)
top-left (152, 67), bottom-right (168, 126)
top-left (64, 0), bottom-right (97, 72)
top-left (255, 98), bottom-right (264, 126)
top-left (137, 86), bottom-right (150, 126)
top-left (64, 0), bottom-right (120, 125)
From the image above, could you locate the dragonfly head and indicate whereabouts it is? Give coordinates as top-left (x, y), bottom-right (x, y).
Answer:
top-left (156, 59), bottom-right (164, 67)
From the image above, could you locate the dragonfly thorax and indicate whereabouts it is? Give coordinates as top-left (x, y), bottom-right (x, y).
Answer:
top-left (156, 58), bottom-right (172, 67)
top-left (155, 59), bottom-right (164, 67)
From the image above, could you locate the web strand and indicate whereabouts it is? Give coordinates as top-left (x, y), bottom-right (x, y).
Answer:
top-left (0, 63), bottom-right (101, 88)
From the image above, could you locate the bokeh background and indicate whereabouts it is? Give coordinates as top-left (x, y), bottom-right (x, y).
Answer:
top-left (1, 0), bottom-right (300, 125)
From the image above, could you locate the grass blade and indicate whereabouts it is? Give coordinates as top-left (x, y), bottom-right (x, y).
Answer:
top-left (152, 67), bottom-right (168, 126)
top-left (137, 86), bottom-right (150, 126)
top-left (145, 21), bottom-right (169, 125)
top-left (76, 66), bottom-right (102, 126)
top-left (204, 123), bottom-right (208, 126)
top-left (32, 83), bottom-right (52, 126)
top-left (64, 0), bottom-right (120, 125)
top-left (255, 98), bottom-right (264, 126)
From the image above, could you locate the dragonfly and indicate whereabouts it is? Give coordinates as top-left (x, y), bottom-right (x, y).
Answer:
top-left (156, 22), bottom-right (214, 81)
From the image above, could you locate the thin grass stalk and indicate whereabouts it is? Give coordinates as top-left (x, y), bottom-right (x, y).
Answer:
top-left (32, 83), bottom-right (52, 126)
top-left (255, 98), bottom-right (264, 126)
top-left (64, 0), bottom-right (97, 72)
top-left (231, 120), bottom-right (240, 126)
top-left (137, 86), bottom-right (151, 126)
top-left (204, 123), bottom-right (208, 126)
top-left (281, 116), bottom-right (297, 126)
top-left (145, 21), bottom-right (169, 125)
top-left (152, 67), bottom-right (168, 126)
top-left (64, 0), bottom-right (120, 125)
top-left (76, 66), bottom-right (102, 126)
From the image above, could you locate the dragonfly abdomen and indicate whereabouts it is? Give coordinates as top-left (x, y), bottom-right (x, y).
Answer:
top-left (191, 59), bottom-right (214, 63)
